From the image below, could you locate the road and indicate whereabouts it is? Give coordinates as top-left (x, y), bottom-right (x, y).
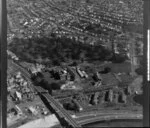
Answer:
top-left (9, 59), bottom-right (81, 127)
top-left (9, 59), bottom-right (142, 127)
top-left (8, 59), bottom-right (31, 78)
top-left (77, 112), bottom-right (142, 125)
top-left (34, 86), bottom-right (82, 128)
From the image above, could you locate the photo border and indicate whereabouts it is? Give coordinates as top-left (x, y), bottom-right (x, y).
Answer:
top-left (0, 0), bottom-right (7, 127)
top-left (143, 0), bottom-right (150, 127)
top-left (0, 0), bottom-right (149, 127)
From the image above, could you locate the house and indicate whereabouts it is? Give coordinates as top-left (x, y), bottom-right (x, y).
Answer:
top-left (28, 106), bottom-right (38, 115)
top-left (93, 72), bottom-right (102, 82)
top-left (67, 67), bottom-right (76, 81)
top-left (15, 91), bottom-right (22, 101)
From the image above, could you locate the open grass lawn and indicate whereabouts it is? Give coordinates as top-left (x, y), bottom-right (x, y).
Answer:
top-left (104, 62), bottom-right (131, 73)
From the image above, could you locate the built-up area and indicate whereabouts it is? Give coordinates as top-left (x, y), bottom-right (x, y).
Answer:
top-left (7, 0), bottom-right (143, 127)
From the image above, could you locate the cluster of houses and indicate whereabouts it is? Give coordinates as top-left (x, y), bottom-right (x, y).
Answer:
top-left (7, 71), bottom-right (35, 102)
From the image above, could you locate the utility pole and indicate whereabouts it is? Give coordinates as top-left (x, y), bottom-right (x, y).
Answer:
top-left (0, 0), bottom-right (7, 128)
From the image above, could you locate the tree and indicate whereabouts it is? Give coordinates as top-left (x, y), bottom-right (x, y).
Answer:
top-left (109, 32), bottom-right (116, 61)
top-left (52, 59), bottom-right (61, 66)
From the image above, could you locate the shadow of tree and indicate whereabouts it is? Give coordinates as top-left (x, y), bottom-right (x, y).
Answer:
top-left (8, 36), bottom-right (113, 66)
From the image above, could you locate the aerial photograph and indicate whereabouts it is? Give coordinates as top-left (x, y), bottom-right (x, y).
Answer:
top-left (7, 0), bottom-right (143, 127)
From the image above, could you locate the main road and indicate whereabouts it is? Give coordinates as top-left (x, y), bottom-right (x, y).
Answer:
top-left (9, 59), bottom-right (142, 127)
top-left (77, 112), bottom-right (142, 125)
top-left (34, 86), bottom-right (82, 128)
top-left (9, 59), bottom-right (81, 128)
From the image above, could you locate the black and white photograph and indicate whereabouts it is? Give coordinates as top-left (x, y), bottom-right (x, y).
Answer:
top-left (1, 0), bottom-right (150, 127)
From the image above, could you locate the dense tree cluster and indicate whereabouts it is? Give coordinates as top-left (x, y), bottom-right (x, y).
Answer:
top-left (8, 36), bottom-right (112, 66)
